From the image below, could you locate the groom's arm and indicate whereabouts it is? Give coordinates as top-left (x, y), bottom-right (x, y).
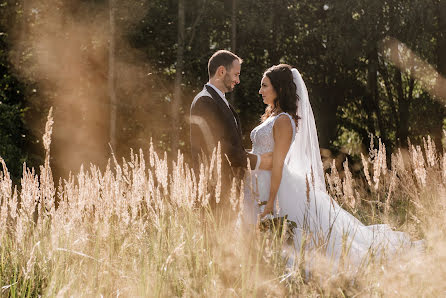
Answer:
top-left (245, 152), bottom-right (259, 170)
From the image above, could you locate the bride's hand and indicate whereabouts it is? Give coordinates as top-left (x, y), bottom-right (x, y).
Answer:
top-left (260, 199), bottom-right (275, 218)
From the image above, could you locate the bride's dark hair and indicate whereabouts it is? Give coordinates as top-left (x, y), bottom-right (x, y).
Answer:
top-left (261, 64), bottom-right (299, 126)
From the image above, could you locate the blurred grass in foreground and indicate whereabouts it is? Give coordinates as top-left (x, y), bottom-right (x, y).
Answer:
top-left (0, 110), bottom-right (445, 297)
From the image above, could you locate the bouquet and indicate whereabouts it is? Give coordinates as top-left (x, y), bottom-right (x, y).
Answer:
top-left (259, 214), bottom-right (297, 242)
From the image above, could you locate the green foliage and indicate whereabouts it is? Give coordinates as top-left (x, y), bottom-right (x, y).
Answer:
top-left (0, 37), bottom-right (28, 180)
top-left (0, 0), bottom-right (444, 177)
top-left (124, 0), bottom-right (444, 157)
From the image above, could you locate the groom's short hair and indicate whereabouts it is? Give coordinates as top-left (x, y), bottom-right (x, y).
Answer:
top-left (208, 50), bottom-right (243, 78)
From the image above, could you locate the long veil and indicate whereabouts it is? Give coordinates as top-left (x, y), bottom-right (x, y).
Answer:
top-left (285, 68), bottom-right (326, 193)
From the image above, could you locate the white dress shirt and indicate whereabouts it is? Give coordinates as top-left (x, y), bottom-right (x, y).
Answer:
top-left (206, 83), bottom-right (230, 108)
top-left (205, 82), bottom-right (261, 170)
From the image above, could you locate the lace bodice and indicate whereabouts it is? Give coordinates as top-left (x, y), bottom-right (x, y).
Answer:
top-left (250, 113), bottom-right (295, 155)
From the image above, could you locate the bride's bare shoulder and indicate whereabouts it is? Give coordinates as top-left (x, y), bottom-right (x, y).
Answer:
top-left (273, 114), bottom-right (293, 136)
top-left (274, 113), bottom-right (293, 126)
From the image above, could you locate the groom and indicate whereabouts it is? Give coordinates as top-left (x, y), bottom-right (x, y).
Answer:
top-left (190, 50), bottom-right (271, 185)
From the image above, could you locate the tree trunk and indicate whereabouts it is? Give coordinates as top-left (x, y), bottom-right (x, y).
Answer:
top-left (395, 69), bottom-right (409, 148)
top-left (379, 60), bottom-right (399, 129)
top-left (109, 0), bottom-right (117, 151)
top-left (368, 47), bottom-right (388, 147)
top-left (231, 0), bottom-right (236, 52)
top-left (438, 0), bottom-right (446, 78)
top-left (434, 0), bottom-right (446, 151)
top-left (229, 0), bottom-right (236, 105)
top-left (269, 1), bottom-right (282, 65)
top-left (316, 98), bottom-right (339, 149)
top-left (21, 0), bottom-right (28, 41)
top-left (172, 0), bottom-right (185, 153)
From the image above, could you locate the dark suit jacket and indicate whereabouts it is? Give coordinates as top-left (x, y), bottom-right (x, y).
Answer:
top-left (190, 85), bottom-right (257, 177)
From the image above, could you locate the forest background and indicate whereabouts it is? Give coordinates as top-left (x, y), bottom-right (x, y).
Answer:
top-left (1, 0), bottom-right (445, 182)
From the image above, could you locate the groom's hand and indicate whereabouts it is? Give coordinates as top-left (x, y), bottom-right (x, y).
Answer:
top-left (259, 152), bottom-right (273, 170)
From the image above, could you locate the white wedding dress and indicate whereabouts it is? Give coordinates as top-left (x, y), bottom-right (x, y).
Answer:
top-left (243, 69), bottom-right (422, 266)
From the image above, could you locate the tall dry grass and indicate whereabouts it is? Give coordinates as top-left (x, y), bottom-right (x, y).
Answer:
top-left (0, 112), bottom-right (445, 297)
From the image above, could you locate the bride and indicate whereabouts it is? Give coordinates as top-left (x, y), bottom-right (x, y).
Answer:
top-left (244, 64), bottom-right (422, 265)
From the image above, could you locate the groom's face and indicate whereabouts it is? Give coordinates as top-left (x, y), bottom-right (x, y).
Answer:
top-left (223, 59), bottom-right (241, 93)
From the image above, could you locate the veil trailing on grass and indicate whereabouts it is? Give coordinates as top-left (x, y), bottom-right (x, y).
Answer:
top-left (275, 68), bottom-right (422, 267)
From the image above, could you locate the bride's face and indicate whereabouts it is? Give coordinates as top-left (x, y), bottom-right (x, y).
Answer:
top-left (259, 76), bottom-right (277, 106)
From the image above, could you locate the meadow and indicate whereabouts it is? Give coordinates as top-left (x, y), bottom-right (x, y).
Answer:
top-left (1, 110), bottom-right (445, 297)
